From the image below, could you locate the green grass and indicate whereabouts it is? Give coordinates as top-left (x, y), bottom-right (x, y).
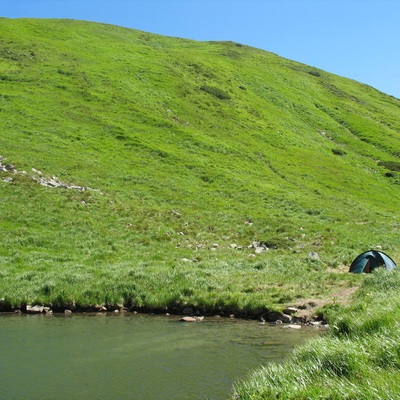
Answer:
top-left (232, 269), bottom-right (400, 399)
top-left (0, 18), bottom-right (399, 317)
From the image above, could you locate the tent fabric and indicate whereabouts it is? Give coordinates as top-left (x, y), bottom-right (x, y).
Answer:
top-left (349, 250), bottom-right (397, 273)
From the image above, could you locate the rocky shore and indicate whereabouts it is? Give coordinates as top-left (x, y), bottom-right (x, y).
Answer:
top-left (0, 298), bottom-right (329, 329)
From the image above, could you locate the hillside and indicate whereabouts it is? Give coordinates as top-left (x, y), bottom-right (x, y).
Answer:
top-left (0, 18), bottom-right (399, 313)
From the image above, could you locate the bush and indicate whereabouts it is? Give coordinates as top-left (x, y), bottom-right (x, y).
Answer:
top-left (378, 160), bottom-right (400, 172)
top-left (308, 69), bottom-right (321, 77)
top-left (200, 85), bottom-right (231, 100)
top-left (332, 148), bottom-right (347, 156)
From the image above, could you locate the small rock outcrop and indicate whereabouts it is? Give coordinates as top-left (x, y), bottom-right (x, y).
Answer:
top-left (0, 156), bottom-right (99, 192)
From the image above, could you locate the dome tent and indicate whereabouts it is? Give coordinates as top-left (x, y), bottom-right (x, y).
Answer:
top-left (349, 250), bottom-right (397, 273)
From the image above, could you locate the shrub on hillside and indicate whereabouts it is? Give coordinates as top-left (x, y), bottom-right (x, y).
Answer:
top-left (332, 148), bottom-right (347, 156)
top-left (378, 160), bottom-right (400, 172)
top-left (200, 85), bottom-right (231, 100)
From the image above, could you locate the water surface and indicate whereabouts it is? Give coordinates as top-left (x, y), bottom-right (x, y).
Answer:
top-left (0, 314), bottom-right (319, 399)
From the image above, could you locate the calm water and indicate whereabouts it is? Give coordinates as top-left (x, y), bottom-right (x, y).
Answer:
top-left (0, 313), bottom-right (319, 400)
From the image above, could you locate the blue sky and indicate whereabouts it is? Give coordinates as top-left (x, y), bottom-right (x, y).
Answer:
top-left (2, 1), bottom-right (400, 98)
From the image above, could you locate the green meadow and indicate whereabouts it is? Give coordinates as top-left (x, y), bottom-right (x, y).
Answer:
top-left (1, 17), bottom-right (400, 397)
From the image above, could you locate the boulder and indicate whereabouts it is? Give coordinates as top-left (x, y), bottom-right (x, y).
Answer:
top-left (26, 305), bottom-right (44, 314)
top-left (281, 314), bottom-right (293, 323)
top-left (283, 307), bottom-right (298, 315)
top-left (179, 316), bottom-right (197, 322)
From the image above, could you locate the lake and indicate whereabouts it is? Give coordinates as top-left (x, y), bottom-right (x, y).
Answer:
top-left (0, 313), bottom-right (320, 399)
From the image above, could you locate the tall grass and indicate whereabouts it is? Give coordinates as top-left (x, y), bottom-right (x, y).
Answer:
top-left (233, 269), bottom-right (400, 399)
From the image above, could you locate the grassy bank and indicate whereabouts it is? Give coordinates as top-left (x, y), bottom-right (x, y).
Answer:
top-left (232, 268), bottom-right (400, 399)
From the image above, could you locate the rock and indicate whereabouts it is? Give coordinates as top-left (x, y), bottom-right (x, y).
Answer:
top-left (309, 251), bottom-right (320, 260)
top-left (283, 307), bottom-right (298, 315)
top-left (2, 177), bottom-right (13, 183)
top-left (179, 316), bottom-right (197, 322)
top-left (286, 324), bottom-right (302, 330)
top-left (255, 247), bottom-right (266, 254)
top-left (64, 309), bottom-right (73, 314)
top-left (281, 314), bottom-right (293, 323)
top-left (26, 305), bottom-right (44, 314)
top-left (230, 243), bottom-right (238, 249)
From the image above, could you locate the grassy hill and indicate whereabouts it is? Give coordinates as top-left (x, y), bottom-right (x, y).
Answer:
top-left (0, 18), bottom-right (399, 314)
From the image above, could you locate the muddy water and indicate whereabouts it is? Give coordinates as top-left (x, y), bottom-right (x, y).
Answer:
top-left (0, 314), bottom-right (320, 399)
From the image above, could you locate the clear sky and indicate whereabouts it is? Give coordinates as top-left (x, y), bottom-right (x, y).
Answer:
top-left (1, 0), bottom-right (400, 98)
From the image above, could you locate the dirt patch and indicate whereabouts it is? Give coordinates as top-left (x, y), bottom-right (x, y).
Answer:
top-left (292, 286), bottom-right (359, 321)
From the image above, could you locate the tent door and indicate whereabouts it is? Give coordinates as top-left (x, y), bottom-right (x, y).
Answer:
top-left (364, 259), bottom-right (371, 273)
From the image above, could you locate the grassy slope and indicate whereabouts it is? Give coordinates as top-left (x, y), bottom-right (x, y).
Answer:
top-left (0, 18), bottom-right (399, 314)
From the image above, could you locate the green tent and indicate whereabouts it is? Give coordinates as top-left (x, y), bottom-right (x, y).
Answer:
top-left (349, 250), bottom-right (397, 273)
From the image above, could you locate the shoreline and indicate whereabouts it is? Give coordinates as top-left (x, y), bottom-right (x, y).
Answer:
top-left (0, 301), bottom-right (327, 326)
